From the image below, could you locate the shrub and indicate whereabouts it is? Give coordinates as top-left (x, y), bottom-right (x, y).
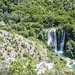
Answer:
top-left (1, 57), bottom-right (5, 60)
top-left (18, 53), bottom-right (21, 59)
top-left (18, 31), bottom-right (29, 38)
top-left (5, 47), bottom-right (7, 50)
top-left (0, 36), bottom-right (4, 42)
top-left (0, 31), bottom-right (2, 34)
top-left (4, 26), bottom-right (12, 31)
top-left (66, 40), bottom-right (75, 58)
top-left (17, 25), bottom-right (24, 31)
top-left (0, 52), bottom-right (3, 56)
top-left (23, 51), bottom-right (28, 57)
top-left (29, 29), bottom-right (35, 36)
top-left (7, 49), bottom-right (11, 53)
top-left (21, 43), bottom-right (25, 48)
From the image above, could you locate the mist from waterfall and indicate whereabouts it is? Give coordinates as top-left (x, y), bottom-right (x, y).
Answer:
top-left (47, 29), bottom-right (65, 53)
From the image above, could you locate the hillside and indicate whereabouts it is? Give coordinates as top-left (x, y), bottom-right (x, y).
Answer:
top-left (0, 0), bottom-right (75, 75)
top-left (0, 30), bottom-right (54, 75)
top-left (0, 30), bottom-right (47, 61)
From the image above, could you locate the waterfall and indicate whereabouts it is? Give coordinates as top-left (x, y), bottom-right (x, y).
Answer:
top-left (60, 31), bottom-right (65, 52)
top-left (47, 29), bottom-right (65, 53)
top-left (47, 30), bottom-right (53, 46)
top-left (47, 30), bottom-right (57, 52)
top-left (54, 30), bottom-right (57, 52)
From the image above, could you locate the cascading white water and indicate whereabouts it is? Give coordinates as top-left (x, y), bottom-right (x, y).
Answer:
top-left (54, 30), bottom-right (57, 52)
top-left (47, 30), bottom-right (53, 46)
top-left (47, 29), bottom-right (65, 54)
top-left (60, 31), bottom-right (65, 52)
top-left (58, 31), bottom-right (65, 58)
top-left (47, 30), bottom-right (57, 52)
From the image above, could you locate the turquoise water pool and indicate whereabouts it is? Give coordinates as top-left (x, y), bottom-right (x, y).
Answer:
top-left (57, 51), bottom-right (75, 70)
top-left (58, 51), bottom-right (65, 58)
top-left (71, 64), bottom-right (75, 70)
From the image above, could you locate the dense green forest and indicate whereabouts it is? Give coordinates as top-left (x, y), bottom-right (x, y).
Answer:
top-left (0, 0), bottom-right (75, 75)
top-left (0, 0), bottom-right (75, 58)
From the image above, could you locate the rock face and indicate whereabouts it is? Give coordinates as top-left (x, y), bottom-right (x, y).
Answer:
top-left (35, 62), bottom-right (54, 75)
top-left (0, 30), bottom-right (47, 62)
top-left (0, 30), bottom-right (55, 74)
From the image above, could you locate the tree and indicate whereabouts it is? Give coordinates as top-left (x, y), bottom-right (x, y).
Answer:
top-left (29, 28), bottom-right (35, 36)
top-left (66, 40), bottom-right (75, 58)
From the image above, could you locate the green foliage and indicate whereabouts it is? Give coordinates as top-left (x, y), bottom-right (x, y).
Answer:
top-left (0, 36), bottom-right (4, 42)
top-left (18, 31), bottom-right (29, 38)
top-left (0, 52), bottom-right (3, 56)
top-left (0, 0), bottom-right (75, 74)
top-left (17, 25), bottom-right (24, 31)
top-left (57, 28), bottom-right (63, 49)
top-left (47, 45), bottom-right (55, 51)
top-left (29, 28), bottom-right (35, 36)
top-left (9, 61), bottom-right (25, 75)
top-left (25, 63), bottom-right (37, 75)
top-left (66, 40), bottom-right (75, 58)
top-left (21, 43), bottom-right (25, 48)
top-left (63, 24), bottom-right (74, 41)
top-left (23, 51), bottom-right (28, 57)
top-left (1, 57), bottom-right (5, 60)
top-left (38, 33), bottom-right (44, 40)
top-left (0, 59), bottom-right (37, 75)
top-left (0, 0), bottom-right (74, 49)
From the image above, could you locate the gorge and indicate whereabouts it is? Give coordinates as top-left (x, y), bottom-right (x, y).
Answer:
top-left (0, 0), bottom-right (75, 74)
top-left (47, 29), bottom-right (75, 70)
